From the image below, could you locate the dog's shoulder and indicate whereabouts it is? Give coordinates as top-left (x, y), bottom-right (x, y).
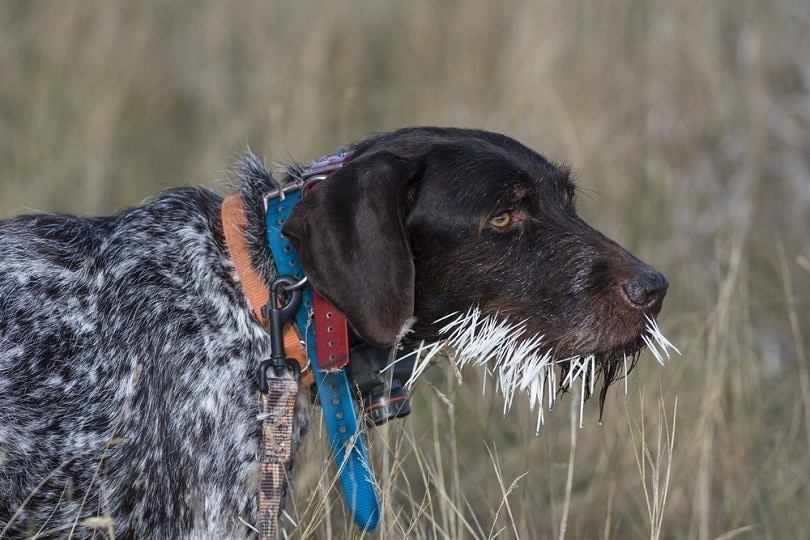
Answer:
top-left (0, 184), bottom-right (266, 536)
top-left (0, 185), bottom-right (233, 379)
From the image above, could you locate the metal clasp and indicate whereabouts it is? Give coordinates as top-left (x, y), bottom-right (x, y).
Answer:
top-left (262, 148), bottom-right (351, 212)
top-left (262, 181), bottom-right (303, 212)
top-left (301, 147), bottom-right (349, 180)
top-left (258, 275), bottom-right (305, 392)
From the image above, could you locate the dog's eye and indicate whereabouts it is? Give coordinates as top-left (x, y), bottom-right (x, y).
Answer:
top-left (488, 212), bottom-right (512, 228)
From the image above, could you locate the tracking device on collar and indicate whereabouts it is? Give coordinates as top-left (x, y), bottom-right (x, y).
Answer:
top-left (345, 332), bottom-right (415, 426)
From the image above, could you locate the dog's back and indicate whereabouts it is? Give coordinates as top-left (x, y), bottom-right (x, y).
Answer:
top-left (0, 188), bottom-right (267, 537)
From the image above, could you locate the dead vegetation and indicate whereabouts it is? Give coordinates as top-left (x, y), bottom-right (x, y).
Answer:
top-left (1, 1), bottom-right (808, 538)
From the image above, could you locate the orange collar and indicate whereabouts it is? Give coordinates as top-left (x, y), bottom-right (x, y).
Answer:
top-left (221, 195), bottom-right (312, 385)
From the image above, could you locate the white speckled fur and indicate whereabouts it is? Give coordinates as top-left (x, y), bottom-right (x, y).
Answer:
top-left (0, 156), bottom-right (306, 538)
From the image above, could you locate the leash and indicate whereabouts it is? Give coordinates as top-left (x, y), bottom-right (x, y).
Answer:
top-left (263, 152), bottom-right (382, 531)
top-left (222, 197), bottom-right (313, 539)
top-left (257, 373), bottom-right (298, 537)
top-left (221, 196), bottom-right (313, 384)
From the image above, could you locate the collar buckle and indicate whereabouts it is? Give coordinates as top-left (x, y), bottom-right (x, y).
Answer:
top-left (301, 147), bottom-right (349, 180)
top-left (262, 181), bottom-right (303, 212)
top-left (262, 148), bottom-right (350, 211)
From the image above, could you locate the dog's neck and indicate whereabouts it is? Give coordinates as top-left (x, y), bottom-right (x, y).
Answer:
top-left (220, 195), bottom-right (311, 384)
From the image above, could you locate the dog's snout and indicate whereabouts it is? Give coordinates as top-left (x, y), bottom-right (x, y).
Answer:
top-left (622, 266), bottom-right (668, 311)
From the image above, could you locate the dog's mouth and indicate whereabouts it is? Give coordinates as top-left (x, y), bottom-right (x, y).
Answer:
top-left (570, 335), bottom-right (648, 422)
top-left (406, 310), bottom-right (679, 433)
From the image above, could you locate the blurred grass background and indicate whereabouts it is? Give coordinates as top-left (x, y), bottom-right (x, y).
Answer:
top-left (1, 1), bottom-right (808, 538)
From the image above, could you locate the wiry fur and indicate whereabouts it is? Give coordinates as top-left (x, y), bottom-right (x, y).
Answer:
top-left (0, 163), bottom-right (308, 537)
top-left (1, 127), bottom-right (671, 538)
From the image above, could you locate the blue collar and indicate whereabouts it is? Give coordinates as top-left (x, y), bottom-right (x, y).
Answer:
top-left (263, 152), bottom-right (381, 532)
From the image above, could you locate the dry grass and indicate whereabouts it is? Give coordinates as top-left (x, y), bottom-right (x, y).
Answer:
top-left (2, 1), bottom-right (809, 538)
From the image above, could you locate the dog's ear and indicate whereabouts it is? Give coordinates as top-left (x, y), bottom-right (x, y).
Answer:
top-left (283, 151), bottom-right (422, 347)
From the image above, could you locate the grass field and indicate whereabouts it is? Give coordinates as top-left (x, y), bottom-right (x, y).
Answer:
top-left (1, 1), bottom-right (808, 538)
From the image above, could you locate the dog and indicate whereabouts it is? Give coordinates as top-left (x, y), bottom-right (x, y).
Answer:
top-left (0, 127), bottom-right (669, 537)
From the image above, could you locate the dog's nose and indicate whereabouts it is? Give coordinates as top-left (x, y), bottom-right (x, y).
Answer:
top-left (623, 266), bottom-right (668, 312)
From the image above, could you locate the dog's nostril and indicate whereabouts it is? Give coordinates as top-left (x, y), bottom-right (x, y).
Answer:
top-left (623, 267), bottom-right (669, 309)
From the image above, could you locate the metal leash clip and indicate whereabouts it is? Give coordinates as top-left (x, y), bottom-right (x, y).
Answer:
top-left (258, 274), bottom-right (307, 391)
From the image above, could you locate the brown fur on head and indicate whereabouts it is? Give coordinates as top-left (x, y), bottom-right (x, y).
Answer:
top-left (284, 127), bottom-right (672, 419)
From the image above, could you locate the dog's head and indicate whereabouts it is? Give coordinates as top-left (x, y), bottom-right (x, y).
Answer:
top-left (283, 127), bottom-right (672, 410)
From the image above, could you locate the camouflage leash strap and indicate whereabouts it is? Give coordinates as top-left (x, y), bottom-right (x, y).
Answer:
top-left (258, 375), bottom-right (298, 539)
top-left (255, 273), bottom-right (309, 538)
top-left (220, 196), bottom-right (310, 538)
